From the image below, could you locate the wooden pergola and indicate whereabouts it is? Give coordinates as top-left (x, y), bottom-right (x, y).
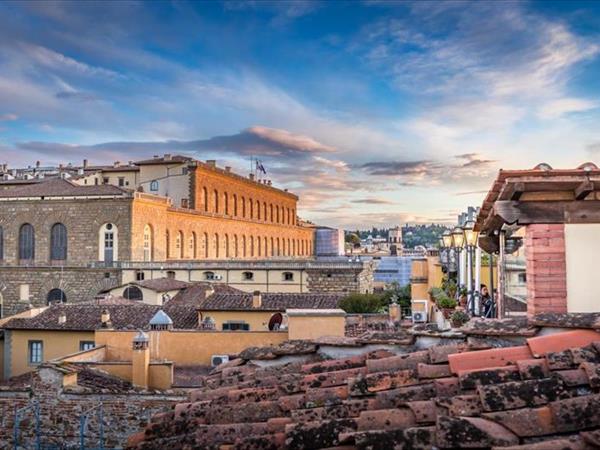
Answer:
top-left (475, 163), bottom-right (600, 253)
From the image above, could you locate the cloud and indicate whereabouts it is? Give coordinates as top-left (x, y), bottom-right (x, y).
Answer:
top-left (0, 113), bottom-right (18, 121)
top-left (538, 98), bottom-right (599, 119)
top-left (350, 197), bottom-right (396, 205)
top-left (12, 126), bottom-right (336, 162)
top-left (358, 160), bottom-right (435, 176)
top-left (586, 142), bottom-right (600, 155)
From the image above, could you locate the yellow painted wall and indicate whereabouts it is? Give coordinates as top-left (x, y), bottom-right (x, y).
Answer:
top-left (95, 330), bottom-right (289, 365)
top-left (8, 330), bottom-right (95, 377)
top-left (287, 315), bottom-right (345, 340)
top-left (199, 310), bottom-right (280, 331)
top-left (149, 363), bottom-right (173, 390)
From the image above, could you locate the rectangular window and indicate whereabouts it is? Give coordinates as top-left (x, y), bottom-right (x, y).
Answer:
top-left (243, 272), bottom-right (254, 281)
top-left (118, 177), bottom-right (125, 187)
top-left (283, 272), bottom-right (294, 281)
top-left (28, 340), bottom-right (43, 364)
top-left (103, 177), bottom-right (109, 184)
top-left (222, 321), bottom-right (250, 331)
top-left (136, 270), bottom-right (145, 281)
top-left (79, 341), bottom-right (95, 351)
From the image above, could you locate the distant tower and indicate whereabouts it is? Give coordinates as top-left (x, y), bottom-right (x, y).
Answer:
top-left (388, 226), bottom-right (403, 256)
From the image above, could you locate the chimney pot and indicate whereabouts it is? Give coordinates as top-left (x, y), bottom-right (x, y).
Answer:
top-left (249, 173), bottom-right (255, 180)
top-left (206, 160), bottom-right (216, 167)
top-left (225, 166), bottom-right (231, 172)
top-left (83, 159), bottom-right (88, 168)
top-left (252, 291), bottom-right (262, 309)
top-left (101, 309), bottom-right (111, 327)
top-left (164, 153), bottom-right (172, 161)
top-left (114, 161), bottom-right (120, 168)
top-left (36, 160), bottom-right (40, 168)
top-left (58, 311), bottom-right (67, 325)
top-left (205, 286), bottom-right (215, 299)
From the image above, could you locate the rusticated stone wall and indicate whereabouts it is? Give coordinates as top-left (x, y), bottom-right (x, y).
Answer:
top-left (0, 366), bottom-right (185, 449)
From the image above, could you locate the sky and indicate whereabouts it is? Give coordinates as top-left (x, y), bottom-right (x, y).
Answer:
top-left (1, 1), bottom-right (600, 229)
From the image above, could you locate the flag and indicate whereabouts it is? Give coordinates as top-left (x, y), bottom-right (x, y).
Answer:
top-left (256, 160), bottom-right (267, 175)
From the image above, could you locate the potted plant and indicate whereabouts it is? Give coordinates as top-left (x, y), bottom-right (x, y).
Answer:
top-left (458, 287), bottom-right (468, 308)
top-left (450, 310), bottom-right (470, 328)
top-left (437, 295), bottom-right (457, 319)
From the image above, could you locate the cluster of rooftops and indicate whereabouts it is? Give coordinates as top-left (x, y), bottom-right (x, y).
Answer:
top-left (0, 280), bottom-right (345, 332)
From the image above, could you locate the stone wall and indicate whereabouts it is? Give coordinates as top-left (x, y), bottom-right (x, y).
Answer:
top-left (0, 367), bottom-right (185, 448)
top-left (306, 262), bottom-right (374, 294)
top-left (0, 197), bottom-right (133, 265)
top-left (0, 267), bottom-right (120, 316)
top-left (131, 197), bottom-right (314, 261)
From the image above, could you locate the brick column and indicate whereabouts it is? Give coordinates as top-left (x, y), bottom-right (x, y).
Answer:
top-left (525, 224), bottom-right (567, 317)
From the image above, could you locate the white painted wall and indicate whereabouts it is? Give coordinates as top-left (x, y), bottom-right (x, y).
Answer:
top-left (565, 223), bottom-right (600, 312)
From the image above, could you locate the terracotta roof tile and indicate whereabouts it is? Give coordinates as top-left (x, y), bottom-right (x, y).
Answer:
top-left (448, 345), bottom-right (532, 373)
top-left (198, 292), bottom-right (344, 311)
top-left (0, 177), bottom-right (128, 198)
top-left (527, 330), bottom-right (600, 357)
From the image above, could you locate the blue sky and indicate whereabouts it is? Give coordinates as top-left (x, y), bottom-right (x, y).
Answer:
top-left (1, 1), bottom-right (600, 228)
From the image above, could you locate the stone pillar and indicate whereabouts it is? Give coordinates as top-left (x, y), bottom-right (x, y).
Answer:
top-left (132, 331), bottom-right (150, 389)
top-left (525, 224), bottom-right (567, 317)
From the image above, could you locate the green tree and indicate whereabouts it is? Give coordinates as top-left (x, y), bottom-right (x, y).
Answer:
top-left (339, 293), bottom-right (386, 314)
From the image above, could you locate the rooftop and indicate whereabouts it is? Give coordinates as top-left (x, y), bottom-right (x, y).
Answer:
top-left (198, 292), bottom-right (345, 311)
top-left (127, 314), bottom-right (600, 449)
top-left (0, 177), bottom-right (130, 199)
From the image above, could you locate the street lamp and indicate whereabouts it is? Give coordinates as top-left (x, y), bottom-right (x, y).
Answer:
top-left (464, 220), bottom-right (479, 247)
top-left (451, 226), bottom-right (465, 249)
top-left (442, 230), bottom-right (453, 249)
top-left (462, 219), bottom-right (480, 314)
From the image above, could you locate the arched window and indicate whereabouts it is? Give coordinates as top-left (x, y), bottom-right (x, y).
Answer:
top-left (225, 234), bottom-right (230, 258)
top-left (166, 230), bottom-right (171, 259)
top-left (264, 236), bottom-right (268, 256)
top-left (241, 196), bottom-right (246, 218)
top-left (268, 313), bottom-right (283, 330)
top-left (276, 205), bottom-right (280, 223)
top-left (0, 226), bottom-right (3, 261)
top-left (99, 223), bottom-right (118, 263)
top-left (203, 271), bottom-right (216, 280)
top-left (234, 234), bottom-right (239, 257)
top-left (250, 236), bottom-right (254, 257)
top-left (143, 225), bottom-right (153, 261)
top-left (263, 203), bottom-right (267, 221)
top-left (214, 233), bottom-right (219, 258)
top-left (271, 237), bottom-right (275, 257)
top-left (203, 187), bottom-right (208, 212)
top-left (255, 200), bottom-right (259, 220)
top-left (249, 198), bottom-right (254, 219)
top-left (176, 231), bottom-right (184, 259)
top-left (292, 239), bottom-right (296, 256)
top-left (224, 192), bottom-right (229, 215)
top-left (19, 223), bottom-right (35, 260)
top-left (50, 223), bottom-right (67, 261)
top-left (150, 180), bottom-right (159, 191)
top-left (213, 190), bottom-right (219, 213)
top-left (282, 238), bottom-right (286, 256)
top-left (123, 286), bottom-right (143, 301)
top-left (242, 235), bottom-right (247, 257)
top-left (242, 271), bottom-right (254, 281)
top-left (190, 232), bottom-right (197, 259)
top-left (47, 288), bottom-right (67, 304)
top-left (292, 209), bottom-right (296, 225)
top-left (204, 232), bottom-right (209, 258)
top-left (276, 238), bottom-right (280, 256)
top-left (233, 194), bottom-right (238, 216)
top-left (270, 204), bottom-right (274, 222)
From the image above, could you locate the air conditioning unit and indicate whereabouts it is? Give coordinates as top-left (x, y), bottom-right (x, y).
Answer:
top-left (211, 354), bottom-right (229, 367)
top-left (411, 300), bottom-right (428, 323)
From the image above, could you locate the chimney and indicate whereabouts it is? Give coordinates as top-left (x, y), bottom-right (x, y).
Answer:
top-left (131, 330), bottom-right (150, 389)
top-left (225, 166), bottom-right (231, 172)
top-left (164, 153), bottom-right (172, 161)
top-left (114, 161), bottom-right (120, 168)
top-left (83, 159), bottom-right (88, 168)
top-left (252, 291), bottom-right (262, 308)
top-left (205, 285), bottom-right (215, 299)
top-left (388, 301), bottom-right (400, 323)
top-left (36, 160), bottom-right (41, 168)
top-left (59, 163), bottom-right (64, 170)
top-left (153, 155), bottom-right (159, 159)
top-left (206, 160), bottom-right (216, 167)
top-left (128, 160), bottom-right (133, 166)
top-left (249, 173), bottom-right (255, 181)
top-left (101, 309), bottom-right (111, 328)
top-left (58, 311), bottom-right (67, 325)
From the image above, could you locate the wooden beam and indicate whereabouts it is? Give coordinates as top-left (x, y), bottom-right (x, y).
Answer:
top-left (478, 234), bottom-right (499, 254)
top-left (494, 200), bottom-right (600, 225)
top-left (574, 180), bottom-right (594, 200)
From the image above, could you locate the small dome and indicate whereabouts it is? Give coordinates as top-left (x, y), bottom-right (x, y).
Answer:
top-left (133, 330), bottom-right (149, 343)
top-left (577, 162), bottom-right (598, 171)
top-left (149, 309), bottom-right (173, 326)
top-left (533, 163), bottom-right (553, 171)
